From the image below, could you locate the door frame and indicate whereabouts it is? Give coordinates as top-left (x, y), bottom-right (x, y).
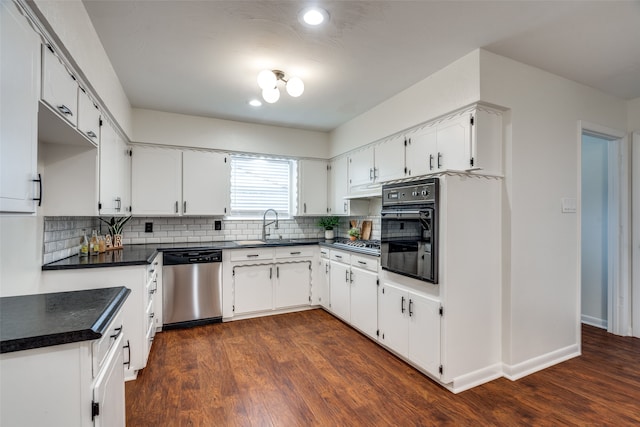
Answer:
top-left (632, 132), bottom-right (640, 338)
top-left (578, 121), bottom-right (631, 336)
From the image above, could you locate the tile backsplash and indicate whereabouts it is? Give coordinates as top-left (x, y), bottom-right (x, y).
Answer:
top-left (42, 215), bottom-right (381, 263)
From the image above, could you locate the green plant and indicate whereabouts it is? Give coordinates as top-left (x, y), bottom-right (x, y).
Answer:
top-left (348, 227), bottom-right (360, 238)
top-left (98, 216), bottom-right (132, 236)
top-left (317, 216), bottom-right (340, 230)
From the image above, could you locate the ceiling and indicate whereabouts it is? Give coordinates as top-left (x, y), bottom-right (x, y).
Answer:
top-left (83, 1), bottom-right (640, 132)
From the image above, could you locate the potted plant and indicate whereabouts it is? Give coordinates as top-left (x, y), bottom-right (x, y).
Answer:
top-left (348, 227), bottom-right (360, 241)
top-left (98, 216), bottom-right (132, 249)
top-left (317, 216), bottom-right (340, 240)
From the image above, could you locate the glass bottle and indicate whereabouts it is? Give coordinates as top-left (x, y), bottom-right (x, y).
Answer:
top-left (90, 230), bottom-right (99, 256)
top-left (98, 235), bottom-right (106, 253)
top-left (79, 231), bottom-right (89, 257)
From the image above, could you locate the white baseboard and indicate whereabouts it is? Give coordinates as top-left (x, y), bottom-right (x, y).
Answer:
top-left (581, 314), bottom-right (608, 329)
top-left (443, 363), bottom-right (504, 394)
top-left (502, 343), bottom-right (580, 381)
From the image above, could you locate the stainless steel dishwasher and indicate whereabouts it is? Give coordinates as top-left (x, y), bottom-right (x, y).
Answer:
top-left (162, 249), bottom-right (222, 329)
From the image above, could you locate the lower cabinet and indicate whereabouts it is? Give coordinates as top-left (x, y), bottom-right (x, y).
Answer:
top-left (0, 309), bottom-right (125, 427)
top-left (41, 259), bottom-right (161, 381)
top-left (316, 257), bottom-right (331, 309)
top-left (378, 281), bottom-right (441, 377)
top-left (275, 262), bottom-right (312, 308)
top-left (233, 264), bottom-right (273, 314)
top-left (329, 259), bottom-right (350, 322)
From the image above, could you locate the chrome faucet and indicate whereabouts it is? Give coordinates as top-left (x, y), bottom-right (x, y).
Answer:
top-left (262, 209), bottom-right (279, 241)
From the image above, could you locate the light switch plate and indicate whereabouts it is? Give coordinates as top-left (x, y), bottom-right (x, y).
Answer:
top-left (561, 197), bottom-right (577, 213)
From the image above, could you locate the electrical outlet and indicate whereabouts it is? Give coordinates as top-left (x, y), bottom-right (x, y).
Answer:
top-left (214, 220), bottom-right (222, 231)
top-left (145, 222), bottom-right (153, 233)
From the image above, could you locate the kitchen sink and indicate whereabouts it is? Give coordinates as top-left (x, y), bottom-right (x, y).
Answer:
top-left (236, 240), bottom-right (267, 245)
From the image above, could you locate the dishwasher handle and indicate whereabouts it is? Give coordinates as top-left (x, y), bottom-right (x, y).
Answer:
top-left (163, 250), bottom-right (222, 265)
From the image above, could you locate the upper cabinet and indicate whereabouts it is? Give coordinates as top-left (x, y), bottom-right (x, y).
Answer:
top-left (41, 45), bottom-right (78, 127)
top-left (328, 157), bottom-right (368, 216)
top-left (348, 146), bottom-right (374, 189)
top-left (374, 135), bottom-right (405, 183)
top-left (131, 146), bottom-right (229, 216)
top-left (182, 150), bottom-right (229, 216)
top-left (298, 159), bottom-right (328, 215)
top-left (99, 120), bottom-right (131, 216)
top-left (0, 0), bottom-right (41, 213)
top-left (77, 88), bottom-right (101, 143)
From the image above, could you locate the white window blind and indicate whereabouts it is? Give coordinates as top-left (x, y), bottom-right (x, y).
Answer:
top-left (230, 155), bottom-right (296, 218)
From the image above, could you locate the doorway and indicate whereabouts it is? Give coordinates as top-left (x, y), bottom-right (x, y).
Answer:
top-left (579, 123), bottom-right (631, 336)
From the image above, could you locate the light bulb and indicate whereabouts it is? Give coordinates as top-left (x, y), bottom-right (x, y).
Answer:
top-left (257, 69), bottom-right (277, 90)
top-left (286, 76), bottom-right (304, 97)
top-left (262, 87), bottom-right (280, 103)
top-left (302, 8), bottom-right (326, 26)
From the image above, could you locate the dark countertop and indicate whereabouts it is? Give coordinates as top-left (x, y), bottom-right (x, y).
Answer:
top-left (0, 286), bottom-right (131, 353)
top-left (42, 239), bottom-right (323, 270)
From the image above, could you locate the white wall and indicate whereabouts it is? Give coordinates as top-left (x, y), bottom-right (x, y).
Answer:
top-left (132, 109), bottom-right (330, 159)
top-left (30, 0), bottom-right (132, 138)
top-left (580, 134), bottom-right (609, 328)
top-left (478, 50), bottom-right (627, 367)
top-left (329, 50), bottom-right (481, 157)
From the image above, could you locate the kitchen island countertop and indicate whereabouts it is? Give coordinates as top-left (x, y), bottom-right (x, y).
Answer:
top-left (0, 286), bottom-right (130, 353)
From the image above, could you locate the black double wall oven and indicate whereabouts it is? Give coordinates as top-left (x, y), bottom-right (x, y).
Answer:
top-left (381, 178), bottom-right (439, 283)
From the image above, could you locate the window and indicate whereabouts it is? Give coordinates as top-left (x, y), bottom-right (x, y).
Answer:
top-left (230, 155), bottom-right (297, 218)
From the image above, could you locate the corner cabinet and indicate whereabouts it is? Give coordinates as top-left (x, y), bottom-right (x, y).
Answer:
top-left (0, 0), bottom-right (41, 213)
top-left (298, 159), bottom-right (328, 215)
top-left (131, 146), bottom-right (229, 216)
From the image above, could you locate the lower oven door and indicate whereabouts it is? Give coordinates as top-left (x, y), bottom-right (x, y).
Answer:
top-left (381, 207), bottom-right (437, 283)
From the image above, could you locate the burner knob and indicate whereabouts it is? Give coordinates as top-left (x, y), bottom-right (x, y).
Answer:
top-left (412, 191), bottom-right (418, 196)
top-left (422, 190), bottom-right (428, 196)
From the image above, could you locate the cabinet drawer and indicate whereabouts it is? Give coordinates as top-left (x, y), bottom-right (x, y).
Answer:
top-left (319, 247), bottom-right (330, 259)
top-left (330, 249), bottom-right (351, 264)
top-left (92, 310), bottom-right (123, 378)
top-left (275, 246), bottom-right (314, 259)
top-left (230, 248), bottom-right (274, 262)
top-left (351, 254), bottom-right (378, 272)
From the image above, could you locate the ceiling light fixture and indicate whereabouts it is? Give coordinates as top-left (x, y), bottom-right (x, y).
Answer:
top-left (249, 99), bottom-right (262, 107)
top-left (256, 69), bottom-right (304, 104)
top-left (300, 7), bottom-right (329, 26)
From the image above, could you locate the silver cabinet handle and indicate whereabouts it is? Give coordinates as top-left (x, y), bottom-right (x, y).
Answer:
top-left (246, 254), bottom-right (259, 258)
top-left (57, 105), bottom-right (73, 116)
top-left (369, 168), bottom-right (373, 180)
top-left (345, 270), bottom-right (349, 282)
top-left (349, 270), bottom-right (353, 283)
top-left (174, 201), bottom-right (179, 213)
top-left (409, 299), bottom-right (414, 317)
top-left (270, 267), bottom-right (273, 279)
top-left (86, 130), bottom-right (97, 139)
top-left (358, 260), bottom-right (366, 265)
top-left (334, 254), bottom-right (342, 259)
top-left (115, 197), bottom-right (122, 212)
top-left (184, 201), bottom-right (187, 213)
top-left (437, 152), bottom-right (443, 169)
top-left (290, 251), bottom-right (301, 255)
top-left (304, 202), bottom-right (307, 213)
top-left (401, 296), bottom-right (406, 313)
top-left (276, 266), bottom-right (279, 278)
top-left (429, 154), bottom-right (434, 170)
top-left (343, 202), bottom-right (347, 213)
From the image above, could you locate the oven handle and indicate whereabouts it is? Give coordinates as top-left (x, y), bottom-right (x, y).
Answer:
top-left (381, 209), bottom-right (431, 218)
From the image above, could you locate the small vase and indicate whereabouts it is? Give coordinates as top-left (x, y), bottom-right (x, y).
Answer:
top-left (324, 229), bottom-right (335, 240)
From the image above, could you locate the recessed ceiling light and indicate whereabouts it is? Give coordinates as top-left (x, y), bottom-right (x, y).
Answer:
top-left (300, 7), bottom-right (329, 26)
top-left (249, 99), bottom-right (262, 107)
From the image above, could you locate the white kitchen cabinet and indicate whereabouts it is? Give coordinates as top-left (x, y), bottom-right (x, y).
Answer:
top-left (41, 264), bottom-right (156, 381)
top-left (298, 159), bottom-right (328, 215)
top-left (349, 263), bottom-right (378, 340)
top-left (316, 254), bottom-right (331, 309)
top-left (378, 281), bottom-right (441, 378)
top-left (0, 307), bottom-right (125, 427)
top-left (405, 126), bottom-right (437, 177)
top-left (41, 44), bottom-right (78, 127)
top-left (233, 264), bottom-right (274, 315)
top-left (182, 150), bottom-right (229, 215)
top-left (348, 146), bottom-right (374, 188)
top-left (275, 262), bottom-right (311, 309)
top-left (0, 0), bottom-right (40, 213)
top-left (435, 113), bottom-right (472, 172)
top-left (144, 253), bottom-right (162, 359)
top-left (100, 120), bottom-right (131, 215)
top-left (328, 157), bottom-right (368, 216)
top-left (77, 88), bottom-right (101, 143)
top-left (329, 257), bottom-right (350, 322)
top-left (374, 135), bottom-right (406, 183)
top-left (131, 146), bottom-right (182, 215)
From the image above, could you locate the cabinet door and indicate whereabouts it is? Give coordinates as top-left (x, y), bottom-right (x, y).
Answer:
top-left (77, 88), bottom-right (100, 144)
top-left (298, 159), bottom-right (328, 215)
top-left (0, 0), bottom-right (40, 213)
top-left (41, 45), bottom-right (78, 127)
top-left (233, 264), bottom-right (273, 314)
top-left (329, 261), bottom-right (350, 322)
top-left (374, 136), bottom-right (405, 182)
top-left (329, 157), bottom-right (348, 215)
top-left (377, 282), bottom-right (408, 356)
top-left (99, 121), bottom-right (122, 215)
top-left (349, 267), bottom-right (378, 339)
top-left (131, 146), bottom-right (182, 215)
top-left (436, 114), bottom-right (472, 172)
top-left (406, 127), bottom-right (437, 177)
top-left (319, 258), bottom-right (331, 309)
top-left (275, 262), bottom-right (311, 309)
top-left (408, 293), bottom-right (441, 377)
top-left (182, 150), bottom-right (229, 215)
top-left (93, 335), bottom-right (126, 427)
top-left (348, 146), bottom-right (374, 189)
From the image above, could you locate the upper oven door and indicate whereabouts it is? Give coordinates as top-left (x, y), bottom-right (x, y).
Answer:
top-left (380, 207), bottom-right (437, 283)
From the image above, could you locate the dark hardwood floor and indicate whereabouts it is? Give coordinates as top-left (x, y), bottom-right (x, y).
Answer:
top-left (126, 309), bottom-right (640, 426)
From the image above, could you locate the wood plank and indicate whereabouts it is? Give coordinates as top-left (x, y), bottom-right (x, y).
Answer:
top-left (126, 310), bottom-right (640, 426)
